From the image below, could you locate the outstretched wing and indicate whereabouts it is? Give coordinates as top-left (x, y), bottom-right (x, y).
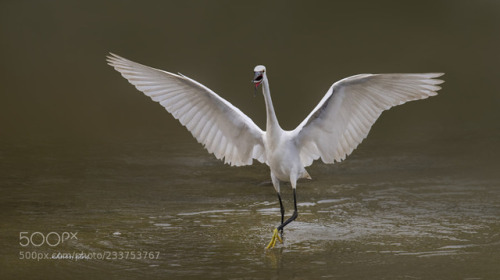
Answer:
top-left (107, 53), bottom-right (266, 166)
top-left (293, 73), bottom-right (444, 167)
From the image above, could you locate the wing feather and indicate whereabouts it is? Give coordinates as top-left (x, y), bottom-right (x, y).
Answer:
top-left (293, 73), bottom-right (444, 167)
top-left (107, 53), bottom-right (266, 166)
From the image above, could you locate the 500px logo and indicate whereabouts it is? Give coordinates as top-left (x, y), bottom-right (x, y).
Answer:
top-left (19, 232), bottom-right (78, 247)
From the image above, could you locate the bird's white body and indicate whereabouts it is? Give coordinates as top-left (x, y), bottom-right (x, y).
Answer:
top-left (266, 131), bottom-right (309, 187)
top-left (107, 53), bottom-right (444, 247)
top-left (256, 72), bottom-right (310, 191)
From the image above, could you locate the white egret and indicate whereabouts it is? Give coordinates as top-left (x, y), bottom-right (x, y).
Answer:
top-left (107, 53), bottom-right (444, 249)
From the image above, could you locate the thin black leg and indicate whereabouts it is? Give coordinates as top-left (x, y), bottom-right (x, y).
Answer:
top-left (277, 192), bottom-right (285, 235)
top-left (277, 193), bottom-right (285, 224)
top-left (277, 189), bottom-right (298, 232)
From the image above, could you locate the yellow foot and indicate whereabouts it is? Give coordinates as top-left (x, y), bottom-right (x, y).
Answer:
top-left (265, 228), bottom-right (283, 249)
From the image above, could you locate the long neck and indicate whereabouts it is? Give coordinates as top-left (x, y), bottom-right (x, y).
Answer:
top-left (261, 74), bottom-right (281, 134)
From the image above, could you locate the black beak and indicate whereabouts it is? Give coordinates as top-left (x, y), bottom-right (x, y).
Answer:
top-left (252, 72), bottom-right (263, 97)
top-left (252, 72), bottom-right (263, 84)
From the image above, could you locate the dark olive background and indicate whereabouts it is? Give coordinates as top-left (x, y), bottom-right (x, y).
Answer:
top-left (1, 1), bottom-right (499, 279)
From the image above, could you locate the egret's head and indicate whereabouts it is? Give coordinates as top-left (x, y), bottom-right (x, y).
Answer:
top-left (252, 65), bottom-right (266, 88)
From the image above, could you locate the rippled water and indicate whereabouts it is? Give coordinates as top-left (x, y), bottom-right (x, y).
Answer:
top-left (1, 134), bottom-right (499, 279)
top-left (1, 0), bottom-right (500, 279)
